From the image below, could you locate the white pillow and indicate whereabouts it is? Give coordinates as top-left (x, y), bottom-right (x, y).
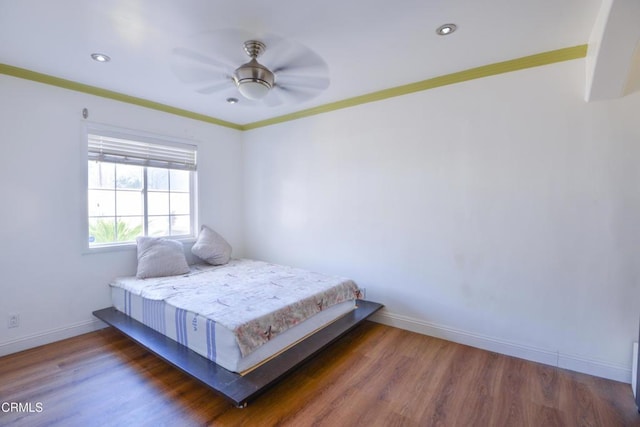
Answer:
top-left (136, 237), bottom-right (190, 279)
top-left (191, 225), bottom-right (232, 265)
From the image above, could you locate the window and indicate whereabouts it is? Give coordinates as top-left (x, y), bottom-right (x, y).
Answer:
top-left (87, 127), bottom-right (197, 248)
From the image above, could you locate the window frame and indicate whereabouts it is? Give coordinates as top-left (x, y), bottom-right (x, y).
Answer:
top-left (82, 123), bottom-right (198, 252)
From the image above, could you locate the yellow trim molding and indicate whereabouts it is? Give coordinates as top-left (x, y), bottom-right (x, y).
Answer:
top-left (0, 63), bottom-right (242, 130)
top-left (244, 45), bottom-right (587, 130)
top-left (1, 45), bottom-right (586, 131)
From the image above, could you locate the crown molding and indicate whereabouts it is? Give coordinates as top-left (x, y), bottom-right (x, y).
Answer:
top-left (1, 45), bottom-right (587, 132)
top-left (0, 63), bottom-right (243, 130)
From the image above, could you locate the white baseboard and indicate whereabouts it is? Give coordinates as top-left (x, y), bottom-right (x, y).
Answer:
top-left (633, 342), bottom-right (638, 396)
top-left (0, 319), bottom-right (107, 357)
top-left (370, 310), bottom-right (632, 384)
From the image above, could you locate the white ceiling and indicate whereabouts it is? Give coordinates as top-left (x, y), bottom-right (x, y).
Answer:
top-left (0, 0), bottom-right (604, 125)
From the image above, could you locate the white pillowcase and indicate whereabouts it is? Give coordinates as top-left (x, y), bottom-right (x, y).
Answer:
top-left (191, 225), bottom-right (232, 265)
top-left (136, 237), bottom-right (190, 279)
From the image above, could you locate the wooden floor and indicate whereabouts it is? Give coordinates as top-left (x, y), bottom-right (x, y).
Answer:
top-left (1, 322), bottom-right (638, 427)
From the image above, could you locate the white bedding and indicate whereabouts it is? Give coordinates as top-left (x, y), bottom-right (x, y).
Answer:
top-left (109, 259), bottom-right (359, 373)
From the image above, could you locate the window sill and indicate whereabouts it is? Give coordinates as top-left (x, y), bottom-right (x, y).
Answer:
top-left (82, 237), bottom-right (196, 255)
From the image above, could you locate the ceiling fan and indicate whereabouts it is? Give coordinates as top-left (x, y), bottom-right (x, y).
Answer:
top-left (233, 40), bottom-right (276, 100)
top-left (171, 30), bottom-right (330, 106)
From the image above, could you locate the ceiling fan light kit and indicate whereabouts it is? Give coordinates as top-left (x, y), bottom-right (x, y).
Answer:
top-left (233, 40), bottom-right (274, 100)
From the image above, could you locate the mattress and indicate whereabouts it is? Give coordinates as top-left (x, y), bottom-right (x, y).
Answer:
top-left (109, 259), bottom-right (359, 373)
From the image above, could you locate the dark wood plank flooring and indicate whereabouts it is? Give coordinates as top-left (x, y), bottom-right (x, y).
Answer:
top-left (1, 322), bottom-right (638, 426)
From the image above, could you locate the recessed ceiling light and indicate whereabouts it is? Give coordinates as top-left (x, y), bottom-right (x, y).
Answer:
top-left (226, 97), bottom-right (239, 104)
top-left (91, 53), bottom-right (111, 62)
top-left (436, 23), bottom-right (457, 36)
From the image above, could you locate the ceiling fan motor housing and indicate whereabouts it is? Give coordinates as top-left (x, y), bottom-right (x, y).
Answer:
top-left (234, 58), bottom-right (275, 88)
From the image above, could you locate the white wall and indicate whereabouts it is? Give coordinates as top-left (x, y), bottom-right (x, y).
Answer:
top-left (3, 57), bottom-right (639, 384)
top-left (242, 59), bottom-right (640, 382)
top-left (0, 75), bottom-right (244, 355)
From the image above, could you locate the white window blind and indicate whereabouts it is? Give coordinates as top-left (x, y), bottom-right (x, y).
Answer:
top-left (88, 133), bottom-right (197, 171)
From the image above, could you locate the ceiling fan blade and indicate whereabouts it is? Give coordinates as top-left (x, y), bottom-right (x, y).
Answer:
top-left (172, 64), bottom-right (229, 84)
top-left (273, 86), bottom-right (321, 104)
top-left (262, 90), bottom-right (285, 107)
top-left (275, 74), bottom-right (330, 91)
top-left (172, 47), bottom-right (235, 71)
top-left (196, 79), bottom-right (234, 94)
top-left (269, 45), bottom-right (328, 75)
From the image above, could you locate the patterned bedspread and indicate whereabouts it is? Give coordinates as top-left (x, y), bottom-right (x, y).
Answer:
top-left (110, 259), bottom-right (359, 356)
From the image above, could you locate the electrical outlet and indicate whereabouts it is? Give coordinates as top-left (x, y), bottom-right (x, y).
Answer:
top-left (8, 314), bottom-right (19, 329)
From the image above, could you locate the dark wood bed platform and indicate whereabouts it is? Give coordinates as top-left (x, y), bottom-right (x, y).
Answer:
top-left (93, 300), bottom-right (382, 408)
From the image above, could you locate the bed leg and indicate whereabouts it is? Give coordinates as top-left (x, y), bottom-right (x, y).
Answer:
top-left (236, 402), bottom-right (248, 409)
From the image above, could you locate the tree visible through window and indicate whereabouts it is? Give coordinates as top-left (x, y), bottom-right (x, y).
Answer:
top-left (87, 128), bottom-right (196, 247)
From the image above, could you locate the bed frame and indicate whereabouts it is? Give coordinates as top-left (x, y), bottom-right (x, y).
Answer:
top-left (93, 300), bottom-right (382, 408)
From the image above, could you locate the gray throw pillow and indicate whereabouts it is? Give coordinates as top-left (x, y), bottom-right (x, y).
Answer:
top-left (191, 225), bottom-right (232, 265)
top-left (136, 237), bottom-right (190, 279)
